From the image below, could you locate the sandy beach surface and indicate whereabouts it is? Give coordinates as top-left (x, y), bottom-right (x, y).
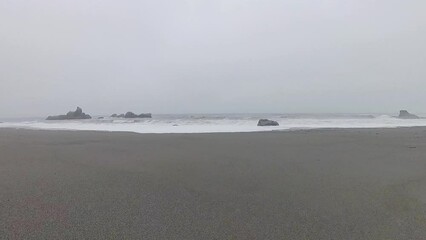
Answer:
top-left (1, 128), bottom-right (426, 239)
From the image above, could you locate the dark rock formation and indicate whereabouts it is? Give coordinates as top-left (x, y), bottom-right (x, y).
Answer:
top-left (111, 112), bottom-right (152, 118)
top-left (137, 113), bottom-right (152, 118)
top-left (257, 119), bottom-right (279, 126)
top-left (122, 112), bottom-right (152, 118)
top-left (124, 112), bottom-right (138, 118)
top-left (398, 110), bottom-right (419, 119)
top-left (46, 107), bottom-right (91, 120)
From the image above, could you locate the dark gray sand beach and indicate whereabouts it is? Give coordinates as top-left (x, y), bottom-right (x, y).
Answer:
top-left (1, 128), bottom-right (426, 239)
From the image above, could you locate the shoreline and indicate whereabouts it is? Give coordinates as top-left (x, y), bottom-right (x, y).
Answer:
top-left (2, 113), bottom-right (426, 134)
top-left (1, 125), bottom-right (426, 135)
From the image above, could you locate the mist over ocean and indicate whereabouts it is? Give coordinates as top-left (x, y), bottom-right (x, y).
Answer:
top-left (2, 113), bottom-right (426, 134)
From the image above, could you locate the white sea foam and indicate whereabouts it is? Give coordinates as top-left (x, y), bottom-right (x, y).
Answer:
top-left (1, 114), bottom-right (426, 134)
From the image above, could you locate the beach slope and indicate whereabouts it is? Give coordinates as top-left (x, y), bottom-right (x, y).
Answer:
top-left (1, 128), bottom-right (426, 239)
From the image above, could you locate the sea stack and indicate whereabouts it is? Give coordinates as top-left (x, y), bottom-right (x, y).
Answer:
top-left (398, 110), bottom-right (419, 119)
top-left (124, 112), bottom-right (139, 118)
top-left (111, 112), bottom-right (152, 118)
top-left (46, 107), bottom-right (92, 120)
top-left (124, 112), bottom-right (152, 118)
top-left (257, 119), bottom-right (279, 126)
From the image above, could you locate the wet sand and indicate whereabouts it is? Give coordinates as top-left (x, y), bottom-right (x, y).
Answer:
top-left (1, 128), bottom-right (426, 239)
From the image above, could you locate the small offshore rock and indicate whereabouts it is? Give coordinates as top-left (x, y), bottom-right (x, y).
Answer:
top-left (124, 112), bottom-right (152, 118)
top-left (257, 119), bottom-right (279, 126)
top-left (398, 110), bottom-right (419, 119)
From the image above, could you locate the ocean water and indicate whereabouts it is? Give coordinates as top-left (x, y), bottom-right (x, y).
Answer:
top-left (1, 113), bottom-right (426, 134)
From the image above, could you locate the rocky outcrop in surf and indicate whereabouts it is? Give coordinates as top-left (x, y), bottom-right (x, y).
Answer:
top-left (111, 112), bottom-right (152, 118)
top-left (398, 110), bottom-right (419, 119)
top-left (46, 107), bottom-right (92, 120)
top-left (111, 113), bottom-right (125, 118)
top-left (257, 119), bottom-right (279, 126)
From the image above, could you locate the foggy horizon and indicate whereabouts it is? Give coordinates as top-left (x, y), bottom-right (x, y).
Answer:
top-left (1, 0), bottom-right (426, 118)
top-left (0, 106), bottom-right (424, 119)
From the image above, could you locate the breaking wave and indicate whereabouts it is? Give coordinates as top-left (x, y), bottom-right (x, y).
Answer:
top-left (1, 113), bottom-right (426, 134)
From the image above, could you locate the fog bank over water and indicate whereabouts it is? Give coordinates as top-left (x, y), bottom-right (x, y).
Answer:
top-left (1, 0), bottom-right (426, 117)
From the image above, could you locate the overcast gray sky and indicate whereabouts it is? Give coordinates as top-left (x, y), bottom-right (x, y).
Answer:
top-left (1, 0), bottom-right (425, 117)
